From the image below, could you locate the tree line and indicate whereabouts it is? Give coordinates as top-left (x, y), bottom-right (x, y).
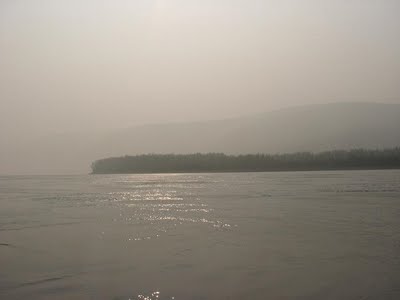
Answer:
top-left (91, 148), bottom-right (400, 174)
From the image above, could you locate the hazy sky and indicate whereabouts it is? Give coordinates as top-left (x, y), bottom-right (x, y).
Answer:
top-left (1, 0), bottom-right (400, 139)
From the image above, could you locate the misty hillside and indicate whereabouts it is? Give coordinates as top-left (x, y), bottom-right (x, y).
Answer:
top-left (2, 103), bottom-right (400, 174)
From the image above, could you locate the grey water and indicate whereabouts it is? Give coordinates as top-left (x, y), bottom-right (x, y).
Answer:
top-left (1, 170), bottom-right (400, 300)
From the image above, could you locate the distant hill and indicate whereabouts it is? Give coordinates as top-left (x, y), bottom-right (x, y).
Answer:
top-left (1, 102), bottom-right (400, 174)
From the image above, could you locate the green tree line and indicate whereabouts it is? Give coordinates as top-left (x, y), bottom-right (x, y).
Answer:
top-left (91, 148), bottom-right (400, 174)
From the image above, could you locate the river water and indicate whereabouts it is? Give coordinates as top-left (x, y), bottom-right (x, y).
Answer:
top-left (1, 170), bottom-right (400, 299)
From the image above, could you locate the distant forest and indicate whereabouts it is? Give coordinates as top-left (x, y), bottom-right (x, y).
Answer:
top-left (91, 148), bottom-right (400, 174)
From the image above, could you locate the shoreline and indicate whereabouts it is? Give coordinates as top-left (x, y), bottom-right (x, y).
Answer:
top-left (91, 166), bottom-right (400, 175)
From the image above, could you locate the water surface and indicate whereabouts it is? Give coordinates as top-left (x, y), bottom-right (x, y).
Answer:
top-left (1, 170), bottom-right (400, 299)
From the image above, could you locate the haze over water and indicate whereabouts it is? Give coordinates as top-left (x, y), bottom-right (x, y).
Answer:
top-left (1, 1), bottom-right (400, 175)
top-left (1, 170), bottom-right (400, 299)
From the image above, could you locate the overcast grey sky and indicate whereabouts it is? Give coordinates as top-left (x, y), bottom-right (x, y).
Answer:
top-left (1, 0), bottom-right (399, 139)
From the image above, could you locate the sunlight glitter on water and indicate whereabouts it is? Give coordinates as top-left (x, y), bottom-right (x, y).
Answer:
top-left (135, 291), bottom-right (164, 300)
top-left (93, 175), bottom-right (235, 244)
top-left (108, 191), bottom-right (184, 202)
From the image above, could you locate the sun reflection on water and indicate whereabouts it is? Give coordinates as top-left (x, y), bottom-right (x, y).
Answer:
top-left (132, 291), bottom-right (175, 300)
top-left (94, 175), bottom-right (234, 243)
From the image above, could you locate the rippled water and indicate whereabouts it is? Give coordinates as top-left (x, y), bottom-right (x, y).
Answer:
top-left (1, 170), bottom-right (400, 299)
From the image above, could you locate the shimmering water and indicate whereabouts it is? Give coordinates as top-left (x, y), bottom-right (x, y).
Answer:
top-left (1, 170), bottom-right (400, 300)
